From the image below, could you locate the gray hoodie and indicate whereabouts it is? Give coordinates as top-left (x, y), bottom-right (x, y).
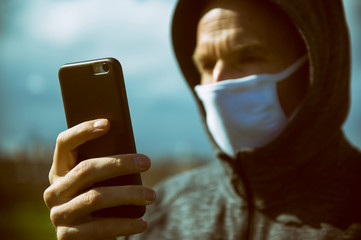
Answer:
top-left (127, 0), bottom-right (361, 239)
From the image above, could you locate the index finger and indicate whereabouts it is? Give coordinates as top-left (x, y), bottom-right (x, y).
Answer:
top-left (50, 119), bottom-right (110, 184)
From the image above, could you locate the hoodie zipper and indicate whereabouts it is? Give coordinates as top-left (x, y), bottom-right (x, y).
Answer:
top-left (227, 151), bottom-right (255, 240)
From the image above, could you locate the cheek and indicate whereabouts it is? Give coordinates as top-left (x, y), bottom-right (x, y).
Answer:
top-left (200, 73), bottom-right (213, 85)
top-left (276, 65), bottom-right (309, 117)
top-left (276, 79), bottom-right (294, 117)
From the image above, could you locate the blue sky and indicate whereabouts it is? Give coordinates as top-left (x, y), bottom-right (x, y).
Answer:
top-left (0, 0), bottom-right (214, 160)
top-left (0, 0), bottom-right (360, 161)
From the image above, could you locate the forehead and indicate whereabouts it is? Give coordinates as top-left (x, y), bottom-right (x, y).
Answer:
top-left (195, 0), bottom-right (302, 56)
top-left (196, 4), bottom-right (270, 57)
top-left (198, 8), bottom-right (243, 34)
top-left (198, 0), bottom-right (289, 38)
top-left (196, 8), bottom-right (263, 56)
top-left (201, 0), bottom-right (285, 20)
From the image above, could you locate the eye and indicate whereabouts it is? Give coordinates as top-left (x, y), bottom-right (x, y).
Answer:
top-left (233, 54), bottom-right (266, 70)
top-left (200, 60), bottom-right (216, 72)
top-left (238, 55), bottom-right (261, 64)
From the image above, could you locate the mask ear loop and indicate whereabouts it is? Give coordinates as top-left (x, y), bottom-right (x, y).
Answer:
top-left (277, 54), bottom-right (308, 120)
top-left (271, 54), bottom-right (308, 83)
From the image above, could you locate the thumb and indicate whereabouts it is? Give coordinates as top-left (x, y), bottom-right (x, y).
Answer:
top-left (49, 119), bottom-right (110, 184)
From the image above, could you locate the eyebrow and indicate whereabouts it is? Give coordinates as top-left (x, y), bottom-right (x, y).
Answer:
top-left (230, 43), bottom-right (266, 57)
top-left (192, 42), bottom-right (266, 67)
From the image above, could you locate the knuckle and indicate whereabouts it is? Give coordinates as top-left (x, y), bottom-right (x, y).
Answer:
top-left (43, 186), bottom-right (58, 208)
top-left (57, 226), bottom-right (73, 240)
top-left (48, 173), bottom-right (56, 186)
top-left (72, 160), bottom-right (92, 178)
top-left (50, 206), bottom-right (65, 226)
top-left (43, 188), bottom-right (52, 207)
top-left (48, 170), bottom-right (54, 184)
top-left (56, 122), bottom-right (93, 149)
top-left (83, 189), bottom-right (102, 206)
top-left (111, 157), bottom-right (123, 168)
top-left (56, 132), bottom-right (66, 146)
top-left (75, 123), bottom-right (92, 136)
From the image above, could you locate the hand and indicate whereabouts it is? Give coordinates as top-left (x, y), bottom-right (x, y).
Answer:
top-left (43, 119), bottom-right (156, 240)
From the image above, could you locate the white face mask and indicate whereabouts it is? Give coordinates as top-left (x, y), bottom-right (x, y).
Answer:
top-left (194, 55), bottom-right (307, 157)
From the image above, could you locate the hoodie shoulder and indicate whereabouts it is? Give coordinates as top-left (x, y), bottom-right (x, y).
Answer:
top-left (126, 160), bottom-right (246, 240)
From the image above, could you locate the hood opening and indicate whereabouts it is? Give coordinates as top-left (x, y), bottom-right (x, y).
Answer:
top-left (171, 0), bottom-right (351, 159)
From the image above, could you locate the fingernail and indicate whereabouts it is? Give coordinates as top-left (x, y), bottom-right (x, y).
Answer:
top-left (138, 219), bottom-right (148, 229)
top-left (93, 119), bottom-right (108, 129)
top-left (135, 155), bottom-right (149, 168)
top-left (144, 189), bottom-right (156, 203)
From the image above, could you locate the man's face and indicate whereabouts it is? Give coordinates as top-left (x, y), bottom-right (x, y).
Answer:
top-left (193, 0), bottom-right (309, 117)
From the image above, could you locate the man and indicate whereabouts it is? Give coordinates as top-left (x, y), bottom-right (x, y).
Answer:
top-left (44, 0), bottom-right (361, 239)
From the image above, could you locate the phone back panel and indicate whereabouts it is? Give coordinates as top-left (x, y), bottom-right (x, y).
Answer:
top-left (59, 58), bottom-right (145, 218)
top-left (59, 58), bottom-right (136, 159)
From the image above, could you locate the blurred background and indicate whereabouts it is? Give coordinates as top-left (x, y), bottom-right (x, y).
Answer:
top-left (0, 0), bottom-right (360, 239)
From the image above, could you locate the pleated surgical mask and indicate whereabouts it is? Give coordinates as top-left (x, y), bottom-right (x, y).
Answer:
top-left (195, 55), bottom-right (307, 157)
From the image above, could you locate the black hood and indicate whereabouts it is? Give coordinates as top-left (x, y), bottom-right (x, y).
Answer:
top-left (171, 0), bottom-right (351, 160)
top-left (170, 1), bottom-right (361, 217)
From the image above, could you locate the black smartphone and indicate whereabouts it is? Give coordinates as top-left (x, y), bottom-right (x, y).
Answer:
top-left (58, 57), bottom-right (145, 218)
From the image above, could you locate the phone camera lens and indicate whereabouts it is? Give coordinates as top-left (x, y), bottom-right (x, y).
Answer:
top-left (102, 63), bottom-right (110, 72)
